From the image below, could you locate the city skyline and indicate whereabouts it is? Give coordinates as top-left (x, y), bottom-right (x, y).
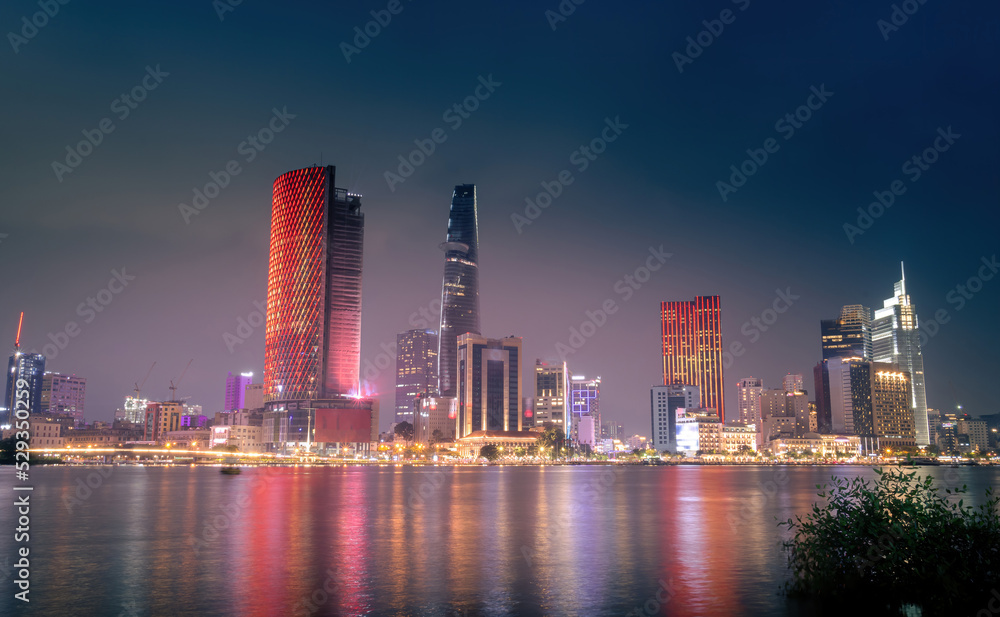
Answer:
top-left (4, 220), bottom-right (996, 434)
top-left (3, 3), bottom-right (998, 616)
top-left (2, 3), bottom-right (997, 437)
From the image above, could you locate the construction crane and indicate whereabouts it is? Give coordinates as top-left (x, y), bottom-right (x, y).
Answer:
top-left (134, 361), bottom-right (156, 401)
top-left (169, 359), bottom-right (193, 402)
top-left (13, 311), bottom-right (24, 352)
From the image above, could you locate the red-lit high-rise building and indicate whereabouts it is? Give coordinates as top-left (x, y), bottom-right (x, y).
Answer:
top-left (661, 296), bottom-right (725, 422)
top-left (262, 166), bottom-right (375, 454)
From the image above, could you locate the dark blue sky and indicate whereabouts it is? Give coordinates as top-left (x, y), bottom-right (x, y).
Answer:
top-left (1, 0), bottom-right (997, 433)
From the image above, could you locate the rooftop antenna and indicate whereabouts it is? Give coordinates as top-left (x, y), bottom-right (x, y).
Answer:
top-left (14, 311), bottom-right (23, 352)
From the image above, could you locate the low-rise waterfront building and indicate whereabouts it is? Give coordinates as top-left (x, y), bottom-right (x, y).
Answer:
top-left (211, 424), bottom-right (263, 452)
top-left (770, 433), bottom-right (862, 458)
top-left (456, 430), bottom-right (539, 458)
top-left (676, 412), bottom-right (721, 455)
top-left (162, 429), bottom-right (212, 449)
top-left (29, 415), bottom-right (65, 448)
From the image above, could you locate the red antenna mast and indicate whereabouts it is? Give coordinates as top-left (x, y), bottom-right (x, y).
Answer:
top-left (14, 311), bottom-right (24, 351)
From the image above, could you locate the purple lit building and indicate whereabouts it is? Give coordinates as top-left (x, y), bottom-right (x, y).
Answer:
top-left (224, 371), bottom-right (253, 412)
top-left (181, 414), bottom-right (209, 428)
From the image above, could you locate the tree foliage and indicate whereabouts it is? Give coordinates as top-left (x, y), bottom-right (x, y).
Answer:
top-left (780, 466), bottom-right (1000, 616)
top-left (0, 436), bottom-right (16, 464)
top-left (538, 425), bottom-right (563, 459)
top-left (394, 421), bottom-right (414, 442)
top-left (479, 444), bottom-right (501, 461)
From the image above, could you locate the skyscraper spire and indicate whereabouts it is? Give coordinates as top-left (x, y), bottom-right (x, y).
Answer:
top-left (900, 261), bottom-right (906, 297)
top-left (437, 184), bottom-right (481, 398)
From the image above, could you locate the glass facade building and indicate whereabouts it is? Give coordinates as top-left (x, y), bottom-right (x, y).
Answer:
top-left (437, 185), bottom-right (481, 398)
top-left (456, 334), bottom-right (521, 437)
top-left (4, 351), bottom-right (45, 426)
top-left (872, 264), bottom-right (929, 446)
top-left (826, 356), bottom-right (873, 438)
top-left (821, 304), bottom-right (873, 360)
top-left (661, 295), bottom-right (725, 422)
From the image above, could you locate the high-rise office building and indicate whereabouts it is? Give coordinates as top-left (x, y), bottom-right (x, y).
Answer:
top-left (824, 357), bottom-right (916, 451)
top-left (872, 264), bottom-right (929, 446)
top-left (661, 295), bottom-right (725, 421)
top-left (395, 329), bottom-right (439, 424)
top-left (533, 360), bottom-right (568, 432)
top-left (570, 375), bottom-right (600, 442)
top-left (783, 373), bottom-right (804, 393)
top-left (736, 377), bottom-right (764, 428)
top-left (826, 356), bottom-right (872, 438)
top-left (456, 334), bottom-right (521, 438)
top-left (437, 184), bottom-right (481, 399)
top-left (821, 305), bottom-right (872, 360)
top-left (261, 166), bottom-right (375, 454)
top-left (870, 364), bottom-right (917, 450)
top-left (40, 372), bottom-right (86, 425)
top-left (651, 384), bottom-right (699, 452)
top-left (224, 371), bottom-right (253, 412)
top-left (4, 354), bottom-right (45, 427)
top-left (956, 416), bottom-right (989, 452)
top-left (816, 304), bottom-right (872, 434)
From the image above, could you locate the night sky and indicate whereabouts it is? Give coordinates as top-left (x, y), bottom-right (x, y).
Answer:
top-left (1, 1), bottom-right (997, 433)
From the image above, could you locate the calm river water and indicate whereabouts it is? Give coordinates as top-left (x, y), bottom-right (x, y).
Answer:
top-left (2, 465), bottom-right (997, 616)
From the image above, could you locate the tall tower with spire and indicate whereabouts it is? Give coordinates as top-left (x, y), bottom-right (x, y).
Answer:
top-left (872, 262), bottom-right (929, 445)
top-left (4, 312), bottom-right (46, 427)
top-left (436, 184), bottom-right (481, 398)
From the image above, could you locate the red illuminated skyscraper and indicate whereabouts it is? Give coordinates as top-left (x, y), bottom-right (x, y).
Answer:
top-left (264, 166), bottom-right (363, 402)
top-left (262, 166), bottom-right (374, 454)
top-left (661, 296), bottom-right (725, 422)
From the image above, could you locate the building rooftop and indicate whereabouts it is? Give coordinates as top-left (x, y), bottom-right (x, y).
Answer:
top-left (458, 430), bottom-right (540, 440)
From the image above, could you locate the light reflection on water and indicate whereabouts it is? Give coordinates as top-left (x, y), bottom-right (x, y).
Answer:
top-left (3, 465), bottom-right (997, 616)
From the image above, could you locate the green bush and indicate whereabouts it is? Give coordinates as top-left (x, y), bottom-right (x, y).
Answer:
top-left (780, 467), bottom-right (1000, 615)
